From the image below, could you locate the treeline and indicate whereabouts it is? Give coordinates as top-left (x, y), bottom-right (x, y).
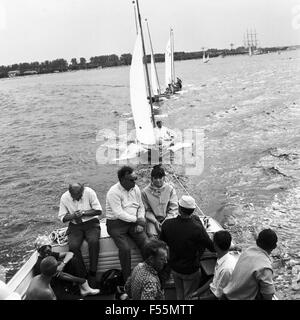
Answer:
top-left (0, 54), bottom-right (133, 78)
top-left (0, 46), bottom-right (289, 79)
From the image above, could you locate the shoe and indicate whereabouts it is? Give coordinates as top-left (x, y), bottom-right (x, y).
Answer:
top-left (80, 280), bottom-right (100, 296)
top-left (88, 275), bottom-right (97, 289)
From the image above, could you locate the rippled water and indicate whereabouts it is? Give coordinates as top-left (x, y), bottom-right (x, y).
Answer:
top-left (1, 51), bottom-right (299, 295)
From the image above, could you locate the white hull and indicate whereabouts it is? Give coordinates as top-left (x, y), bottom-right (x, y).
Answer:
top-left (7, 216), bottom-right (223, 299)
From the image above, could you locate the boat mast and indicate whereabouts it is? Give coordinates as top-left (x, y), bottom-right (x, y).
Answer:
top-left (145, 18), bottom-right (161, 95)
top-left (171, 28), bottom-right (175, 83)
top-left (134, 0), bottom-right (156, 127)
top-left (132, 1), bottom-right (138, 35)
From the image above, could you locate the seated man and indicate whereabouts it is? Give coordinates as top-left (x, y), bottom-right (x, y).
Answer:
top-left (33, 235), bottom-right (99, 299)
top-left (189, 230), bottom-right (237, 300)
top-left (25, 256), bottom-right (58, 300)
top-left (223, 228), bottom-right (278, 300)
top-left (58, 182), bottom-right (103, 287)
top-left (125, 239), bottom-right (168, 300)
top-left (142, 165), bottom-right (178, 237)
top-left (106, 166), bottom-right (148, 282)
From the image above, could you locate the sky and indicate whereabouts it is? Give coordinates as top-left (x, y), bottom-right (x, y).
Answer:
top-left (0, 0), bottom-right (299, 65)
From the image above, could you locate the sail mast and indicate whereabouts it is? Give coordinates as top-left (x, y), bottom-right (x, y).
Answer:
top-left (145, 19), bottom-right (161, 95)
top-left (171, 28), bottom-right (175, 83)
top-left (134, 0), bottom-right (155, 127)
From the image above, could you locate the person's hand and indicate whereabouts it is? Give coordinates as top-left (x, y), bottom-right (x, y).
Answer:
top-left (74, 210), bottom-right (83, 218)
top-left (136, 218), bottom-right (146, 227)
top-left (187, 291), bottom-right (199, 300)
top-left (135, 225), bottom-right (144, 233)
top-left (155, 221), bottom-right (162, 233)
top-left (56, 262), bottom-right (65, 273)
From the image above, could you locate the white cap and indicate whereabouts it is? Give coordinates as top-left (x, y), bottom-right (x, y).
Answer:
top-left (178, 195), bottom-right (196, 209)
top-left (0, 280), bottom-right (21, 300)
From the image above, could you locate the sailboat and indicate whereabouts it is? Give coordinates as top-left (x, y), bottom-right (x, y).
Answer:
top-left (249, 46), bottom-right (252, 56)
top-left (203, 50), bottom-right (210, 63)
top-left (145, 19), bottom-right (164, 103)
top-left (164, 28), bottom-right (182, 94)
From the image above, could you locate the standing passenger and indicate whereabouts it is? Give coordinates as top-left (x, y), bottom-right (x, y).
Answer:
top-left (142, 165), bottom-right (178, 238)
top-left (106, 166), bottom-right (148, 282)
top-left (160, 195), bottom-right (215, 300)
top-left (58, 183), bottom-right (103, 288)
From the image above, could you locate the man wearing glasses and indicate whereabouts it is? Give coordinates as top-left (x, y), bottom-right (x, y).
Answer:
top-left (106, 166), bottom-right (148, 282)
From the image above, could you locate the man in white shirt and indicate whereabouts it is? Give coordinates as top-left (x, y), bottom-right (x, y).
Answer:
top-left (189, 230), bottom-right (237, 300)
top-left (106, 166), bottom-right (148, 282)
top-left (154, 120), bottom-right (175, 145)
top-left (58, 183), bottom-right (103, 287)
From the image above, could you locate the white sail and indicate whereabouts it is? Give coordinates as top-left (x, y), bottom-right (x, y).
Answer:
top-left (165, 38), bottom-right (172, 87)
top-left (130, 32), bottom-right (156, 145)
top-left (249, 46), bottom-right (252, 56)
top-left (151, 54), bottom-right (160, 96)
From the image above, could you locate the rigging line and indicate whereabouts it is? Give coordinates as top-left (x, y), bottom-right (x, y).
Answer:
top-left (165, 171), bottom-right (206, 218)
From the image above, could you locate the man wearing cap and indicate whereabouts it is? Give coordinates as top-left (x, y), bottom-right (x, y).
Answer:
top-left (58, 183), bottom-right (103, 287)
top-left (222, 228), bottom-right (278, 300)
top-left (33, 235), bottom-right (99, 299)
top-left (142, 165), bottom-right (178, 238)
top-left (160, 195), bottom-right (215, 300)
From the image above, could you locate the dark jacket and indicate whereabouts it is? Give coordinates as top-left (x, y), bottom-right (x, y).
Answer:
top-left (160, 215), bottom-right (215, 274)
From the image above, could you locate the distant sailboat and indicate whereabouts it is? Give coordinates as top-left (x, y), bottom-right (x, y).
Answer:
top-left (203, 51), bottom-right (209, 63)
top-left (249, 46), bottom-right (252, 56)
top-left (165, 28), bottom-right (182, 94)
top-left (145, 19), bottom-right (162, 101)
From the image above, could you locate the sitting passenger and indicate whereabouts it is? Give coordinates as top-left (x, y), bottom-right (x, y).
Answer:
top-left (125, 239), bottom-right (168, 300)
top-left (222, 228), bottom-right (278, 300)
top-left (106, 166), bottom-right (148, 282)
top-left (142, 165), bottom-right (178, 238)
top-left (33, 235), bottom-right (99, 299)
top-left (25, 256), bottom-right (58, 300)
top-left (189, 230), bottom-right (237, 300)
top-left (58, 182), bottom-right (103, 288)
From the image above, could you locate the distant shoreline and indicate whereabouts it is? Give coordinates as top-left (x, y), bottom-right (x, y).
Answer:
top-left (1, 45), bottom-right (298, 79)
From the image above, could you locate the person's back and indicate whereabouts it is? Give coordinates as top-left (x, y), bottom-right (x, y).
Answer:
top-left (223, 229), bottom-right (277, 300)
top-left (160, 195), bottom-right (215, 300)
top-left (25, 275), bottom-right (56, 300)
top-left (25, 256), bottom-right (58, 300)
top-left (161, 215), bottom-right (213, 274)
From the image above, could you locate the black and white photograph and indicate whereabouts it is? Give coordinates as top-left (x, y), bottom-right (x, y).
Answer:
top-left (0, 0), bottom-right (299, 304)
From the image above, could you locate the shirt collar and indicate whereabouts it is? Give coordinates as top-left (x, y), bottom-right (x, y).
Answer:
top-left (144, 262), bottom-right (158, 276)
top-left (255, 246), bottom-right (272, 261)
top-left (217, 252), bottom-right (230, 265)
top-left (117, 182), bottom-right (134, 193)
